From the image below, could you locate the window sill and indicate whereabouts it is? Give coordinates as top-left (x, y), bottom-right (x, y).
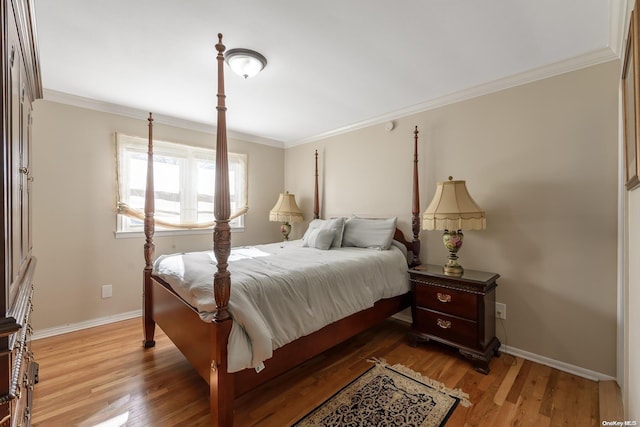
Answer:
top-left (115, 227), bottom-right (245, 239)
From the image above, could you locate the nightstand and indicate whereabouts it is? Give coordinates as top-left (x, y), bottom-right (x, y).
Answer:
top-left (408, 264), bottom-right (501, 374)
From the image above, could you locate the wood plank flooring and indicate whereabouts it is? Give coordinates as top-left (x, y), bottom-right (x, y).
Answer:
top-left (31, 318), bottom-right (602, 426)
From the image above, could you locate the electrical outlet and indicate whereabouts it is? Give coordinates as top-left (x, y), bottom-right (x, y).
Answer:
top-left (101, 284), bottom-right (113, 299)
top-left (495, 302), bottom-right (506, 319)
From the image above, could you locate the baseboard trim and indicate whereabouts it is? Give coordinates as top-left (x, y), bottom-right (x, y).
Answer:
top-left (33, 310), bottom-right (616, 382)
top-left (499, 344), bottom-right (616, 382)
top-left (392, 313), bottom-right (615, 382)
top-left (32, 310), bottom-right (142, 341)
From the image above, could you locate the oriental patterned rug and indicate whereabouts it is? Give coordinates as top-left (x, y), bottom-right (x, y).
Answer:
top-left (292, 360), bottom-right (471, 427)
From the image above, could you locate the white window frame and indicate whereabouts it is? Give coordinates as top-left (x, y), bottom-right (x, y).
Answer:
top-left (116, 133), bottom-right (247, 237)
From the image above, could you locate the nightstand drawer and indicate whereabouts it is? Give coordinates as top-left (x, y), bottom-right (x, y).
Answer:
top-left (414, 308), bottom-right (477, 349)
top-left (413, 283), bottom-right (477, 320)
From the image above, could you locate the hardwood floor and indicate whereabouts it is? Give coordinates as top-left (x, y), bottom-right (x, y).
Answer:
top-left (31, 318), bottom-right (603, 426)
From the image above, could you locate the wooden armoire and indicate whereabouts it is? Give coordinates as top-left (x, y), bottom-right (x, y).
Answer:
top-left (1, 0), bottom-right (42, 425)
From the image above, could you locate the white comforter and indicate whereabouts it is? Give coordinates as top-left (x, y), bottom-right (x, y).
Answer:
top-left (152, 240), bottom-right (409, 373)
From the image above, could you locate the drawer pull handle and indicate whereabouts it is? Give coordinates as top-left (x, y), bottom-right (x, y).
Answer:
top-left (436, 293), bottom-right (452, 303)
top-left (437, 318), bottom-right (452, 329)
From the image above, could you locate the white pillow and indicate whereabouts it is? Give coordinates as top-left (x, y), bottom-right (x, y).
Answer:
top-left (303, 228), bottom-right (335, 250)
top-left (342, 216), bottom-right (397, 250)
top-left (302, 217), bottom-right (346, 248)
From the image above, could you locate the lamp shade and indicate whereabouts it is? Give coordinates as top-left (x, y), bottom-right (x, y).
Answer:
top-left (269, 191), bottom-right (303, 223)
top-left (422, 178), bottom-right (486, 231)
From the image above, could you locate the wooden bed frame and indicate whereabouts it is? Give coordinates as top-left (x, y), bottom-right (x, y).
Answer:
top-left (141, 34), bottom-right (422, 426)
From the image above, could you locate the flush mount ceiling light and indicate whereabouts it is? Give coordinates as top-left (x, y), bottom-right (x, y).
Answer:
top-left (224, 48), bottom-right (267, 79)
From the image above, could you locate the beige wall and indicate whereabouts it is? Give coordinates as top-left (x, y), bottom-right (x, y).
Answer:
top-left (286, 60), bottom-right (620, 376)
top-left (30, 101), bottom-right (284, 331)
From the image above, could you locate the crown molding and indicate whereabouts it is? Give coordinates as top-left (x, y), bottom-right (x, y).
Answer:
top-left (44, 45), bottom-right (618, 151)
top-left (42, 89), bottom-right (284, 148)
top-left (286, 47), bottom-right (618, 148)
top-left (609, 0), bottom-right (629, 59)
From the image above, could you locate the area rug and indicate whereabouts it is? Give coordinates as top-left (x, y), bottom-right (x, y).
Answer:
top-left (293, 359), bottom-right (471, 427)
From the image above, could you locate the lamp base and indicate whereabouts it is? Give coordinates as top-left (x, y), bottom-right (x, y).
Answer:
top-left (443, 262), bottom-right (464, 277)
top-left (442, 229), bottom-right (464, 276)
top-left (280, 222), bottom-right (291, 241)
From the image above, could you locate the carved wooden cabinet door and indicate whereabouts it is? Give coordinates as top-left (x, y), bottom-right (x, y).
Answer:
top-left (1, 0), bottom-right (42, 425)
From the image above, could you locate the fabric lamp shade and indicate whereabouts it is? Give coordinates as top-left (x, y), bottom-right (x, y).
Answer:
top-left (269, 191), bottom-right (303, 224)
top-left (423, 178), bottom-right (486, 231)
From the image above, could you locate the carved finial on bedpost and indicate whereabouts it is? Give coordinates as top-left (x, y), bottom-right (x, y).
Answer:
top-left (314, 150), bottom-right (320, 219)
top-left (411, 126), bottom-right (421, 266)
top-left (213, 34), bottom-right (232, 322)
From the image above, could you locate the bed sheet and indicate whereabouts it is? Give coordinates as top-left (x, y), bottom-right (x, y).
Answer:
top-left (153, 240), bottom-right (409, 373)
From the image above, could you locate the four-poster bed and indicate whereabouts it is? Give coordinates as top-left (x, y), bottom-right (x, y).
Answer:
top-left (141, 34), bottom-right (422, 426)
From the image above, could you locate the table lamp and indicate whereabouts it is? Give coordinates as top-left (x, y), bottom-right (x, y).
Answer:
top-left (269, 191), bottom-right (303, 241)
top-left (422, 177), bottom-right (486, 276)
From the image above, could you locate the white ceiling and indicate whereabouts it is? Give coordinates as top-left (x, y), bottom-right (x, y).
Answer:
top-left (34, 1), bottom-right (621, 147)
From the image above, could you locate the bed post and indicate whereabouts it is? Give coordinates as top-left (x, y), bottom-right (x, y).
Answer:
top-left (143, 113), bottom-right (156, 348)
top-left (211, 33), bottom-right (234, 427)
top-left (314, 149), bottom-right (320, 219)
top-left (411, 126), bottom-right (421, 266)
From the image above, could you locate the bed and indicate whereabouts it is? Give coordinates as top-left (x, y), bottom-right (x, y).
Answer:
top-left (141, 34), bottom-right (423, 426)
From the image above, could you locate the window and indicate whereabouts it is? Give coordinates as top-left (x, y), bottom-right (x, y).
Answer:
top-left (116, 133), bottom-right (247, 233)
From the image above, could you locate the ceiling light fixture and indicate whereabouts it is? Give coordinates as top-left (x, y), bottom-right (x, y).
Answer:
top-left (224, 48), bottom-right (267, 79)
